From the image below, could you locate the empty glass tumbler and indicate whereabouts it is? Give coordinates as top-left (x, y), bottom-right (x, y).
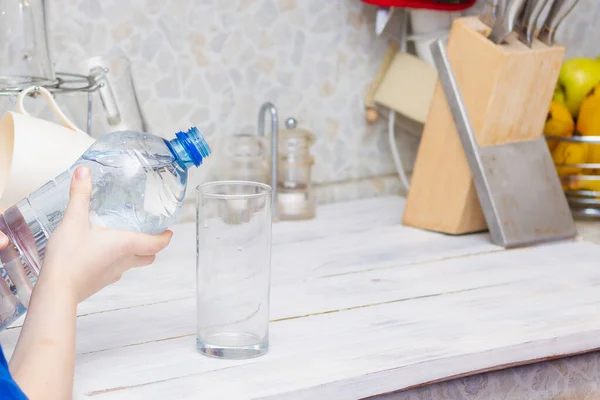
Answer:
top-left (196, 181), bottom-right (272, 359)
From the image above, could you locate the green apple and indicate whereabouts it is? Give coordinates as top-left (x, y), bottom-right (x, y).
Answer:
top-left (553, 85), bottom-right (566, 106)
top-left (557, 57), bottom-right (600, 118)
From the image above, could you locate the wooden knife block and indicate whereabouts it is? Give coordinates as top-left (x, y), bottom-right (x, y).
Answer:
top-left (402, 16), bottom-right (566, 235)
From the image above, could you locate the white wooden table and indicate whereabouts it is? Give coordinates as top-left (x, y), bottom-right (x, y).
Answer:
top-left (2, 196), bottom-right (600, 399)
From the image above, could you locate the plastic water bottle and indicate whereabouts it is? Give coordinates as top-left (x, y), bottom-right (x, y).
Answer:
top-left (0, 127), bottom-right (211, 331)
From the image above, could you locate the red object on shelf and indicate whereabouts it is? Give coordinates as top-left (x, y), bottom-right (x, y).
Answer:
top-left (361, 0), bottom-right (476, 11)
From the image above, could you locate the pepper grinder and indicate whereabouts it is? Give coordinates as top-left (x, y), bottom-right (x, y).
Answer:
top-left (276, 117), bottom-right (317, 220)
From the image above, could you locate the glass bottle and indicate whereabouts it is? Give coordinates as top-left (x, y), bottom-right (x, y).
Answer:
top-left (218, 134), bottom-right (270, 184)
top-left (277, 118), bottom-right (316, 220)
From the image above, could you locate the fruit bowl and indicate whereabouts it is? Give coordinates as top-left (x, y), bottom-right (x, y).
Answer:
top-left (544, 55), bottom-right (600, 219)
top-left (546, 134), bottom-right (600, 219)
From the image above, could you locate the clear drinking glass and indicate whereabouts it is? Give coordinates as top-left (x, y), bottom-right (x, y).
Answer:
top-left (196, 181), bottom-right (272, 359)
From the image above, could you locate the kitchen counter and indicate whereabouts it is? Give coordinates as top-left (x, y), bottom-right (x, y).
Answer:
top-left (2, 196), bottom-right (600, 399)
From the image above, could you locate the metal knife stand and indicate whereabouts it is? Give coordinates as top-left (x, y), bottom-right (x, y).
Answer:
top-left (402, 16), bottom-right (568, 239)
top-left (0, 71), bottom-right (108, 135)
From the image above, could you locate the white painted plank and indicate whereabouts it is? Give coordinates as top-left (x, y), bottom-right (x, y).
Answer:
top-left (83, 331), bottom-right (600, 400)
top-left (4, 240), bottom-right (600, 398)
top-left (74, 261), bottom-right (600, 399)
top-left (0, 224), bottom-right (503, 355)
top-left (270, 196), bottom-right (408, 244)
top-left (3, 198), bottom-right (497, 325)
top-left (3, 196), bottom-right (597, 399)
top-left (0, 196), bottom-right (407, 329)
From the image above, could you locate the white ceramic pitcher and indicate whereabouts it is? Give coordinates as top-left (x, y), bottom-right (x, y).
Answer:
top-left (0, 86), bottom-right (96, 210)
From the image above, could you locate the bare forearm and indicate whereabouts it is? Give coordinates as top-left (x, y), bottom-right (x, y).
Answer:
top-left (9, 270), bottom-right (77, 399)
top-left (2, 166), bottom-right (172, 398)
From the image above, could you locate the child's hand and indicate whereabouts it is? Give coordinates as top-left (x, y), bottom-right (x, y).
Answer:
top-left (40, 166), bottom-right (173, 303)
top-left (8, 167), bottom-right (173, 399)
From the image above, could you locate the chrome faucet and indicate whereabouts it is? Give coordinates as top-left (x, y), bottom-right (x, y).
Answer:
top-left (257, 102), bottom-right (279, 220)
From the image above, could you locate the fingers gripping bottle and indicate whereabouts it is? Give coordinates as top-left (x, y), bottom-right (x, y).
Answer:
top-left (0, 127), bottom-right (211, 331)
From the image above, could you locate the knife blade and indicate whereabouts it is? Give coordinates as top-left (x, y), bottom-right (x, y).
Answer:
top-left (480, 0), bottom-right (499, 27)
top-left (538, 0), bottom-right (581, 46)
top-left (488, 0), bottom-right (528, 44)
top-left (517, 0), bottom-right (551, 47)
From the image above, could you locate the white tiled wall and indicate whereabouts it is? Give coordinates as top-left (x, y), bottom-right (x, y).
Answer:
top-left (16, 0), bottom-right (600, 208)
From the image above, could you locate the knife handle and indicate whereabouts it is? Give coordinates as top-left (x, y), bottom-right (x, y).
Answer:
top-left (518, 0), bottom-right (550, 47)
top-left (538, 0), bottom-right (580, 46)
top-left (480, 0), bottom-right (498, 27)
top-left (488, 0), bottom-right (527, 44)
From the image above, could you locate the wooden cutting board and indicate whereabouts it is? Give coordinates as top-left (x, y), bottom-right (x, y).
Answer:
top-left (373, 51), bottom-right (438, 124)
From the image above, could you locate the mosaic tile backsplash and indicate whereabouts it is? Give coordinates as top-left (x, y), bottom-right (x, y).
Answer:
top-left (17, 0), bottom-right (600, 209)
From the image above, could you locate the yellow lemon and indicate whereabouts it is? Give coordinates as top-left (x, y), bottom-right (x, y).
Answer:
top-left (544, 100), bottom-right (575, 151)
top-left (551, 141), bottom-right (589, 176)
top-left (577, 83), bottom-right (600, 136)
top-left (585, 143), bottom-right (600, 174)
top-left (578, 179), bottom-right (600, 192)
